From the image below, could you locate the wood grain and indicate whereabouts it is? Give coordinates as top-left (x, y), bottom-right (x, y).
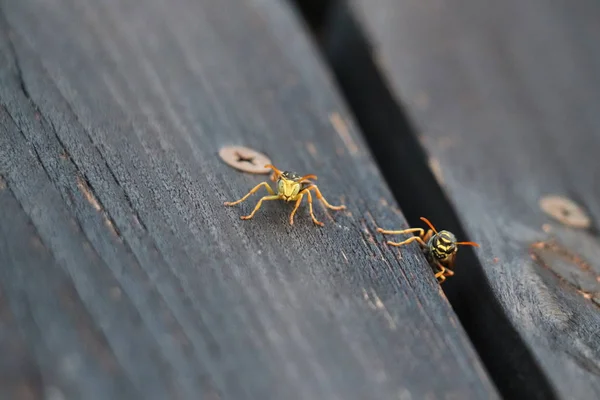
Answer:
top-left (332, 0), bottom-right (600, 398)
top-left (0, 0), bottom-right (498, 398)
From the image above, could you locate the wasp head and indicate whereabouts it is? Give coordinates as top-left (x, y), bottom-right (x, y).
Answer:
top-left (419, 217), bottom-right (480, 269)
top-left (277, 171), bottom-right (302, 201)
top-left (428, 230), bottom-right (458, 263)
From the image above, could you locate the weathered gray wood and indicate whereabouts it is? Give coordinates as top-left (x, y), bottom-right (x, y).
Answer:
top-left (0, 0), bottom-right (498, 398)
top-left (328, 0), bottom-right (600, 398)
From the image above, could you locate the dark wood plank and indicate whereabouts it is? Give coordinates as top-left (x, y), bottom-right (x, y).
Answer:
top-left (0, 0), bottom-right (498, 398)
top-left (331, 0), bottom-right (600, 398)
top-left (0, 274), bottom-right (44, 400)
top-left (0, 176), bottom-right (141, 400)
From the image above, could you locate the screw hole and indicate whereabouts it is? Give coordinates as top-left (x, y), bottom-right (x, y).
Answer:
top-left (539, 195), bottom-right (591, 229)
top-left (219, 146), bottom-right (271, 174)
top-left (235, 152), bottom-right (255, 164)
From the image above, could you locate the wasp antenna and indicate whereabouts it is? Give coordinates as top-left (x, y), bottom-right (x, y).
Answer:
top-left (420, 217), bottom-right (438, 234)
top-left (265, 164), bottom-right (283, 176)
top-left (300, 174), bottom-right (318, 181)
top-left (456, 241), bottom-right (480, 248)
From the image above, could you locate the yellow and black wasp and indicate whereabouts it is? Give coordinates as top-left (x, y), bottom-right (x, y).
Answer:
top-left (224, 164), bottom-right (345, 226)
top-left (376, 217), bottom-right (480, 283)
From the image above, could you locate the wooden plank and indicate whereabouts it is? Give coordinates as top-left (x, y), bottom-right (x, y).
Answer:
top-left (0, 270), bottom-right (44, 400)
top-left (0, 176), bottom-right (141, 400)
top-left (328, 0), bottom-right (600, 398)
top-left (0, 0), bottom-right (498, 398)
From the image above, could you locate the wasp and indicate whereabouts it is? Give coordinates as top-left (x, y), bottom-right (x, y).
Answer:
top-left (376, 217), bottom-right (479, 283)
top-left (224, 164), bottom-right (346, 226)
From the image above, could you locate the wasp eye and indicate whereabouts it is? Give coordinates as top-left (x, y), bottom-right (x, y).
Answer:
top-left (277, 179), bottom-right (285, 193)
top-left (292, 183), bottom-right (301, 197)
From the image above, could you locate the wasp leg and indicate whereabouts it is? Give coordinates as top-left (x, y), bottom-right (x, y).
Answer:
top-left (385, 235), bottom-right (427, 248)
top-left (308, 185), bottom-right (346, 211)
top-left (289, 193), bottom-right (305, 225)
top-left (303, 189), bottom-right (323, 226)
top-left (422, 229), bottom-right (434, 242)
top-left (433, 264), bottom-right (453, 284)
top-left (224, 182), bottom-right (275, 206)
top-left (240, 195), bottom-right (279, 220)
top-left (434, 266), bottom-right (446, 282)
top-left (376, 227), bottom-right (425, 237)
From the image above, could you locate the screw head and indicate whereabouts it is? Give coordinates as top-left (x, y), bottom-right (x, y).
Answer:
top-left (539, 195), bottom-right (591, 229)
top-left (218, 146), bottom-right (271, 174)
